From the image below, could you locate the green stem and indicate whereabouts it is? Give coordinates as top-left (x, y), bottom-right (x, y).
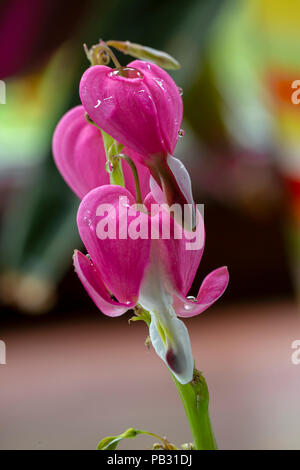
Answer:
top-left (134, 307), bottom-right (217, 449)
top-left (114, 153), bottom-right (143, 205)
top-left (171, 369), bottom-right (217, 450)
top-left (107, 143), bottom-right (125, 187)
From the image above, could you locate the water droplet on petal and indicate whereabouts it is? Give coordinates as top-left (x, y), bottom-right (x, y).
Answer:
top-left (105, 161), bottom-right (113, 173)
top-left (184, 305), bottom-right (192, 311)
top-left (154, 78), bottom-right (165, 91)
top-left (83, 216), bottom-right (93, 227)
top-left (109, 67), bottom-right (144, 79)
top-left (178, 129), bottom-right (185, 138)
top-left (178, 87), bottom-right (183, 96)
top-left (184, 296), bottom-right (196, 311)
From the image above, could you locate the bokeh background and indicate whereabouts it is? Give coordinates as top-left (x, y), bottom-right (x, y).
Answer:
top-left (0, 0), bottom-right (300, 450)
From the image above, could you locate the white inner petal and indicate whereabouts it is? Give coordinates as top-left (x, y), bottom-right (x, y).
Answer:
top-left (167, 155), bottom-right (195, 231)
top-left (138, 261), bottom-right (194, 384)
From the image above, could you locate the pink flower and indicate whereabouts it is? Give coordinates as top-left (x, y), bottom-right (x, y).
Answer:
top-left (73, 185), bottom-right (229, 383)
top-left (52, 105), bottom-right (150, 200)
top-left (79, 61), bottom-right (195, 228)
top-left (52, 66), bottom-right (229, 384)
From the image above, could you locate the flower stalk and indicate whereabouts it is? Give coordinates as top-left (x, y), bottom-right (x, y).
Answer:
top-left (171, 369), bottom-right (217, 450)
top-left (113, 153), bottom-right (143, 205)
top-left (106, 144), bottom-right (125, 187)
top-left (131, 307), bottom-right (217, 450)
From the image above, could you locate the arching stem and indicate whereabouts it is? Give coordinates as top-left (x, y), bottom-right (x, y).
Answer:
top-left (113, 153), bottom-right (143, 205)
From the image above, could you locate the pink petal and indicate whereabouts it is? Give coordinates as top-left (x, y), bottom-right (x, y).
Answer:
top-left (52, 106), bottom-right (108, 199)
top-left (79, 62), bottom-right (182, 160)
top-left (127, 60), bottom-right (183, 155)
top-left (149, 175), bottom-right (165, 205)
top-left (165, 155), bottom-right (196, 230)
top-left (150, 155), bottom-right (196, 230)
top-left (174, 267), bottom-right (230, 318)
top-left (73, 250), bottom-right (135, 317)
top-left (144, 192), bottom-right (205, 297)
top-left (77, 185), bottom-right (151, 304)
top-left (53, 106), bottom-right (150, 200)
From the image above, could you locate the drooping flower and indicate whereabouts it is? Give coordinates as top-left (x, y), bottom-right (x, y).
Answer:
top-left (52, 105), bottom-right (150, 200)
top-left (79, 60), bottom-right (195, 228)
top-left (52, 58), bottom-right (229, 385)
top-left (73, 184), bottom-right (229, 384)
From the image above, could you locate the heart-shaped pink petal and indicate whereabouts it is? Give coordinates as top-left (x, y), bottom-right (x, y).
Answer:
top-left (79, 61), bottom-right (182, 160)
top-left (73, 250), bottom-right (136, 316)
top-left (53, 106), bottom-right (108, 199)
top-left (53, 105), bottom-right (151, 200)
top-left (77, 185), bottom-right (151, 304)
top-left (144, 192), bottom-right (205, 297)
top-left (80, 65), bottom-right (165, 159)
top-left (128, 60), bottom-right (183, 155)
top-left (173, 266), bottom-right (229, 317)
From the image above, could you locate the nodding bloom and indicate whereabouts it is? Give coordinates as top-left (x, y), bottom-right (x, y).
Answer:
top-left (73, 184), bottom-right (229, 384)
top-left (52, 105), bottom-right (150, 200)
top-left (79, 60), bottom-right (195, 228)
top-left (53, 70), bottom-right (229, 384)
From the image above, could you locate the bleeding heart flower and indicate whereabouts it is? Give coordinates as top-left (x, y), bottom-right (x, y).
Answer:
top-left (79, 61), bottom-right (195, 228)
top-left (52, 105), bottom-right (150, 200)
top-left (73, 184), bottom-right (229, 384)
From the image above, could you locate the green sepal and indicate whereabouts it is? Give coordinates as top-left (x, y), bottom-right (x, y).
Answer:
top-left (129, 305), bottom-right (151, 327)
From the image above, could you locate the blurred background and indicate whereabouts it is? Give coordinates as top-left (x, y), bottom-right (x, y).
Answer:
top-left (0, 0), bottom-right (300, 450)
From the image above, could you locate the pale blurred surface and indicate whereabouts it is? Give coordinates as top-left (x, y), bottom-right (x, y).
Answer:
top-left (0, 300), bottom-right (299, 450)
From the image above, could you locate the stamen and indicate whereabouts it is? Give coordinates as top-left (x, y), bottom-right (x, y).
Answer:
top-left (83, 41), bottom-right (122, 68)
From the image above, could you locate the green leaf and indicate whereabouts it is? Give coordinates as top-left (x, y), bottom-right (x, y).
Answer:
top-left (97, 428), bottom-right (142, 450)
top-left (129, 306), bottom-right (151, 327)
top-left (107, 40), bottom-right (181, 70)
top-left (97, 436), bottom-right (120, 450)
top-left (97, 427), bottom-right (172, 450)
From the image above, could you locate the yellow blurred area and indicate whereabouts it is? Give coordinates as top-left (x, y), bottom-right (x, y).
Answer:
top-left (251, 0), bottom-right (300, 33)
top-left (0, 45), bottom-right (75, 166)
